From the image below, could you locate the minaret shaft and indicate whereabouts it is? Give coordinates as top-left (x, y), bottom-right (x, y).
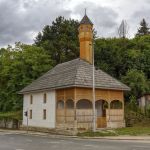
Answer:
top-left (78, 23), bottom-right (93, 64)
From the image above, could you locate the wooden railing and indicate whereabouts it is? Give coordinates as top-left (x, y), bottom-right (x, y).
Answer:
top-left (56, 108), bottom-right (124, 129)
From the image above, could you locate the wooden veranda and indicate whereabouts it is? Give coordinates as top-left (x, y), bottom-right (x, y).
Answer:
top-left (56, 87), bottom-right (125, 130)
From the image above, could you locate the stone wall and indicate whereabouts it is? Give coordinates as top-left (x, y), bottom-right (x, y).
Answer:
top-left (0, 119), bottom-right (20, 129)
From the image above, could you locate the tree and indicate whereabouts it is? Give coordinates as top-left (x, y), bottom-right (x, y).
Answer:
top-left (0, 43), bottom-right (52, 112)
top-left (35, 16), bottom-right (80, 65)
top-left (136, 19), bottom-right (150, 36)
top-left (94, 38), bottom-right (133, 79)
top-left (121, 69), bottom-right (149, 97)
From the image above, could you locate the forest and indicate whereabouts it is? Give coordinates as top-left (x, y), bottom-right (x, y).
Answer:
top-left (0, 16), bottom-right (150, 114)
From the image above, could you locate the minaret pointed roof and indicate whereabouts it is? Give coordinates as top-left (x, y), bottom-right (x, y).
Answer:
top-left (80, 14), bottom-right (93, 25)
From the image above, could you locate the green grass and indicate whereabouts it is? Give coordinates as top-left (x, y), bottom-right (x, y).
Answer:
top-left (115, 127), bottom-right (150, 136)
top-left (78, 130), bottom-right (117, 137)
top-left (78, 127), bottom-right (150, 137)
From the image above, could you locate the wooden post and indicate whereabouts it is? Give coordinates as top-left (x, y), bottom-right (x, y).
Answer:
top-left (64, 100), bottom-right (66, 129)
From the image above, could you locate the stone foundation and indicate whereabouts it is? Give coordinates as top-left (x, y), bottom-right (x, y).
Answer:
top-left (21, 125), bottom-right (77, 136)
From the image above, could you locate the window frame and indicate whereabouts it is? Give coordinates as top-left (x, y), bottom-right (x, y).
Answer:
top-left (43, 93), bottom-right (47, 104)
top-left (30, 95), bottom-right (33, 104)
top-left (43, 109), bottom-right (46, 120)
top-left (29, 109), bottom-right (32, 119)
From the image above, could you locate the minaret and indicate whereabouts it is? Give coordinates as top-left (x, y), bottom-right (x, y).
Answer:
top-left (78, 12), bottom-right (93, 64)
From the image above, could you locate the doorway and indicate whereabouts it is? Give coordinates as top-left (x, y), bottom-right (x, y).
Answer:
top-left (96, 100), bottom-right (108, 128)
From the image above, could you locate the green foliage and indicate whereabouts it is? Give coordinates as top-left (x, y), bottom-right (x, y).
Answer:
top-left (136, 18), bottom-right (150, 36)
top-left (124, 96), bottom-right (149, 127)
top-left (122, 69), bottom-right (149, 97)
top-left (35, 16), bottom-right (80, 65)
top-left (0, 43), bottom-right (52, 112)
top-left (146, 105), bottom-right (150, 118)
top-left (95, 36), bottom-right (150, 97)
top-left (0, 111), bottom-right (22, 120)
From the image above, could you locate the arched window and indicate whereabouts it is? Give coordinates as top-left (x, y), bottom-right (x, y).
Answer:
top-left (95, 100), bottom-right (108, 110)
top-left (66, 99), bottom-right (74, 109)
top-left (110, 100), bottom-right (123, 109)
top-left (57, 100), bottom-right (64, 109)
top-left (76, 99), bottom-right (92, 109)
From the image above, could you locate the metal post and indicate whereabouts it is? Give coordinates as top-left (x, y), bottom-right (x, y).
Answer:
top-left (27, 109), bottom-right (29, 134)
top-left (92, 41), bottom-right (96, 132)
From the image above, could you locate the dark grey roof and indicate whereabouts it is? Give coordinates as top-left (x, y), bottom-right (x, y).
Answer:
top-left (19, 58), bottom-right (130, 94)
top-left (80, 15), bottom-right (93, 25)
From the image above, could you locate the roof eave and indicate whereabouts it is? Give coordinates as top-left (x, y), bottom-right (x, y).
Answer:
top-left (18, 84), bottom-right (130, 94)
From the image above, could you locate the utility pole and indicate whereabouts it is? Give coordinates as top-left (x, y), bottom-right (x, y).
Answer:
top-left (92, 41), bottom-right (96, 132)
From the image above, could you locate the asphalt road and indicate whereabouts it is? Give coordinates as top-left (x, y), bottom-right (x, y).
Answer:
top-left (0, 132), bottom-right (150, 150)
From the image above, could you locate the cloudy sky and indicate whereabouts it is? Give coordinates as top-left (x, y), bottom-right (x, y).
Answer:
top-left (0, 0), bottom-right (150, 47)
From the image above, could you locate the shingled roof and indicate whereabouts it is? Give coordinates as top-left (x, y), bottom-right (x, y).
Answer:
top-left (19, 58), bottom-right (130, 94)
top-left (80, 15), bottom-right (93, 25)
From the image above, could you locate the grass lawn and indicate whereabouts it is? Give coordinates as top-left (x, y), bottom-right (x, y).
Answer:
top-left (78, 127), bottom-right (150, 137)
top-left (115, 127), bottom-right (150, 136)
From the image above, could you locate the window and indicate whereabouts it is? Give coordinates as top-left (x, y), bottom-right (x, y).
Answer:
top-left (30, 95), bottom-right (33, 104)
top-left (43, 93), bottom-right (47, 103)
top-left (57, 100), bottom-right (64, 109)
top-left (29, 110), bottom-right (32, 119)
top-left (110, 100), bottom-right (123, 109)
top-left (43, 109), bottom-right (46, 120)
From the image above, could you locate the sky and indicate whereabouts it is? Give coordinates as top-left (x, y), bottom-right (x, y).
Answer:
top-left (0, 0), bottom-right (150, 47)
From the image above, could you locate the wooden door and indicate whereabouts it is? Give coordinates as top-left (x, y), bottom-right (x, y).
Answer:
top-left (97, 117), bottom-right (106, 128)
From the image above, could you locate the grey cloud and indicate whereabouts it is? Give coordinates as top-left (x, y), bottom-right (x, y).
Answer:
top-left (132, 9), bottom-right (150, 22)
top-left (128, 2), bottom-right (150, 37)
top-left (73, 1), bottom-right (119, 37)
top-left (0, 0), bottom-right (71, 47)
top-left (0, 0), bottom-right (150, 47)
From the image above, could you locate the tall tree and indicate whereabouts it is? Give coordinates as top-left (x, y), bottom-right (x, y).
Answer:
top-left (35, 16), bottom-right (80, 65)
top-left (136, 18), bottom-right (150, 36)
top-left (121, 69), bottom-right (149, 97)
top-left (0, 43), bottom-right (52, 112)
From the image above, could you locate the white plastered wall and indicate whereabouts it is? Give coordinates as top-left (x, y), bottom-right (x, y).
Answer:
top-left (23, 90), bottom-right (56, 128)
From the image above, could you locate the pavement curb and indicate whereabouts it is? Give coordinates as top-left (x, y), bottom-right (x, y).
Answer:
top-left (80, 136), bottom-right (150, 141)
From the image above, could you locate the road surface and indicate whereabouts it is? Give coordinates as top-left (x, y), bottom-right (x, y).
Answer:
top-left (0, 132), bottom-right (150, 150)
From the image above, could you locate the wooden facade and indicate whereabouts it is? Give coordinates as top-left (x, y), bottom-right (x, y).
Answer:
top-left (56, 87), bottom-right (125, 130)
top-left (79, 24), bottom-right (93, 64)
